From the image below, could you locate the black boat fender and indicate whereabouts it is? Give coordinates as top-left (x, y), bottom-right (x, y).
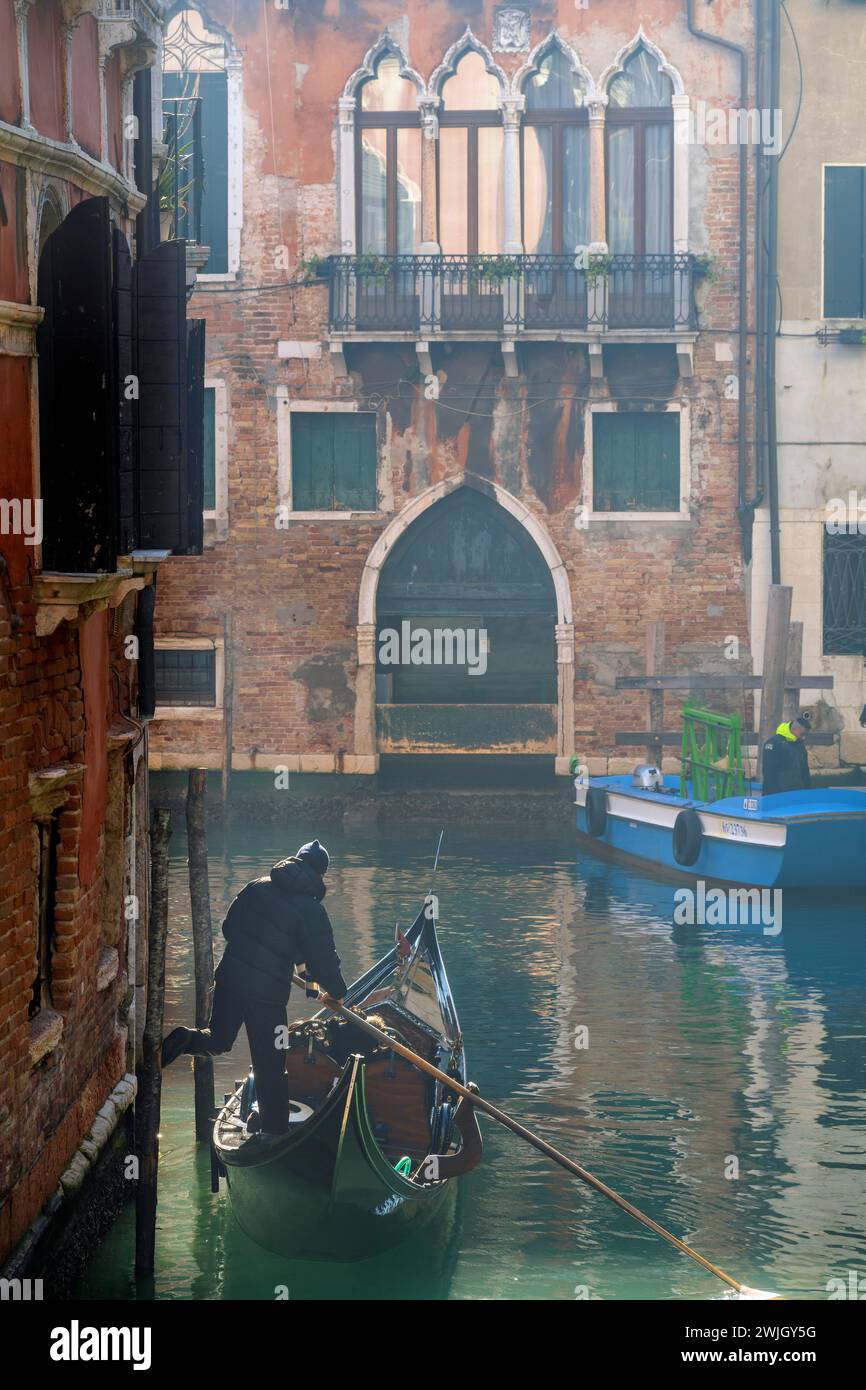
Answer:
top-left (585, 787), bottom-right (608, 838)
top-left (673, 808), bottom-right (703, 866)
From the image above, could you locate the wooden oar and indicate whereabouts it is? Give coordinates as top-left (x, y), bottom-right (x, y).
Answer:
top-left (298, 974), bottom-right (774, 1298)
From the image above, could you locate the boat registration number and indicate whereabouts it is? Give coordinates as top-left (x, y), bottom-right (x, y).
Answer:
top-left (721, 821), bottom-right (748, 839)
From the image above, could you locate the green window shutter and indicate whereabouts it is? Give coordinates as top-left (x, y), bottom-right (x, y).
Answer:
top-left (291, 413), bottom-right (335, 510)
top-left (635, 413), bottom-right (680, 510)
top-left (203, 387), bottom-right (216, 510)
top-left (593, 412), bottom-right (679, 511)
top-left (334, 413), bottom-right (377, 510)
top-left (593, 413), bottom-right (634, 510)
top-left (824, 167), bottom-right (866, 318)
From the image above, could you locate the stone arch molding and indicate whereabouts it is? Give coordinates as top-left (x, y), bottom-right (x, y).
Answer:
top-left (428, 27), bottom-right (509, 102)
top-left (511, 31), bottom-right (596, 104)
top-left (352, 475), bottom-right (575, 773)
top-left (342, 32), bottom-right (425, 101)
top-left (340, 25), bottom-right (686, 107)
top-left (358, 474), bottom-right (572, 626)
top-left (598, 26), bottom-right (686, 98)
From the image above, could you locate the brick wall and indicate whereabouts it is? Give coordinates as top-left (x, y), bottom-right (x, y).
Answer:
top-left (150, 0), bottom-right (757, 772)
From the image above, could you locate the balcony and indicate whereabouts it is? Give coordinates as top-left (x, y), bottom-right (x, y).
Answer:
top-left (328, 254), bottom-right (697, 337)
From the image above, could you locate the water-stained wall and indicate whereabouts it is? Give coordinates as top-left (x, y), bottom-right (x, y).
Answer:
top-left (150, 0), bottom-right (757, 774)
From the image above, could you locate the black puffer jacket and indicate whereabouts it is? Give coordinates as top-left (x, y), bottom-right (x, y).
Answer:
top-left (761, 733), bottom-right (811, 797)
top-left (216, 858), bottom-right (347, 1004)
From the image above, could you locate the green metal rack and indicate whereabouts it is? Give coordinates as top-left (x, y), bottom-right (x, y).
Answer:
top-left (680, 704), bottom-right (746, 803)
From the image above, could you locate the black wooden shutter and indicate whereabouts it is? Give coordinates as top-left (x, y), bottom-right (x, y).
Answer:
top-left (113, 228), bottom-right (138, 555)
top-left (824, 167), bottom-right (866, 318)
top-left (133, 67), bottom-right (158, 256)
top-left (135, 239), bottom-right (192, 552)
top-left (186, 317), bottom-right (206, 553)
top-left (37, 196), bottom-right (117, 572)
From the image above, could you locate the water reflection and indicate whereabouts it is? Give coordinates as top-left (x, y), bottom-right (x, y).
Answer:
top-left (76, 821), bottom-right (865, 1301)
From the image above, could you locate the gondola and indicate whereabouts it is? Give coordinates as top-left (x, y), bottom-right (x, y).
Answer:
top-left (212, 895), bottom-right (481, 1261)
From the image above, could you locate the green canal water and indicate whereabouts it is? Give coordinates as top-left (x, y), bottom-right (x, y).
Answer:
top-left (76, 820), bottom-right (866, 1301)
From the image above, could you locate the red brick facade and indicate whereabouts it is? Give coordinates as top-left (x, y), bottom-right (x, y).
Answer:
top-left (0, 0), bottom-right (162, 1266)
top-left (150, 0), bottom-right (758, 781)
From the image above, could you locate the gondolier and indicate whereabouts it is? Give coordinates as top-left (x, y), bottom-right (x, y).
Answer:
top-left (161, 840), bottom-right (346, 1135)
top-left (761, 713), bottom-right (812, 797)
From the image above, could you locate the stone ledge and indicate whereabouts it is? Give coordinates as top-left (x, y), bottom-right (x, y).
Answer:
top-left (29, 1009), bottom-right (63, 1066)
top-left (33, 570), bottom-right (145, 637)
top-left (29, 763), bottom-right (85, 816)
top-left (57, 1072), bottom-right (137, 1199)
top-left (96, 946), bottom-right (119, 992)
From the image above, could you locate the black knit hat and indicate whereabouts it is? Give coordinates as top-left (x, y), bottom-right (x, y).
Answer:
top-left (296, 839), bottom-right (329, 876)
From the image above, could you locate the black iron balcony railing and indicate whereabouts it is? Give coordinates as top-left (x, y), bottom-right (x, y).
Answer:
top-left (328, 254), bottom-right (696, 335)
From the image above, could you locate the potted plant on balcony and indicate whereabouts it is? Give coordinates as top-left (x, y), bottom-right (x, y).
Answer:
top-left (585, 252), bottom-right (614, 291)
top-left (468, 254), bottom-right (523, 289)
top-left (353, 253), bottom-right (395, 285)
top-left (299, 254), bottom-right (333, 281)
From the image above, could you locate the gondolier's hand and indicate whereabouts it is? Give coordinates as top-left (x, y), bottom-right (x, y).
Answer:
top-left (318, 992), bottom-right (345, 1010)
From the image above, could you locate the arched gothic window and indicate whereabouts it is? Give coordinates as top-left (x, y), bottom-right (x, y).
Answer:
top-left (521, 47), bottom-right (589, 255)
top-left (606, 46), bottom-right (673, 254)
top-left (163, 7), bottom-right (229, 272)
top-left (356, 54), bottom-right (421, 255)
top-left (437, 51), bottom-right (504, 254)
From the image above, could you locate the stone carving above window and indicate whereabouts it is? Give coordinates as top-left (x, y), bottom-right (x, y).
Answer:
top-left (493, 7), bottom-right (531, 55)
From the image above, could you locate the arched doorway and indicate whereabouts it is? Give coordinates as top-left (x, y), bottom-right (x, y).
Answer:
top-left (352, 478), bottom-right (575, 771)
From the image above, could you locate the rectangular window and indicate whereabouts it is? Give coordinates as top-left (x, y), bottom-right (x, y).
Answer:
top-left (154, 647), bottom-right (217, 706)
top-left (358, 124), bottom-right (422, 255)
top-left (203, 385), bottom-right (216, 510)
top-left (30, 815), bottom-right (60, 1020)
top-left (824, 166), bottom-right (866, 318)
top-left (291, 412), bottom-right (377, 512)
top-left (522, 122), bottom-right (590, 254)
top-left (163, 71), bottom-right (229, 273)
top-left (823, 531), bottom-right (866, 655)
top-left (438, 118), bottom-right (504, 254)
top-left (592, 412), bottom-right (680, 512)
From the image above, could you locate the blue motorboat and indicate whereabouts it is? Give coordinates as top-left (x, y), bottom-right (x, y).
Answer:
top-left (575, 773), bottom-right (866, 890)
top-left (574, 705), bottom-right (866, 890)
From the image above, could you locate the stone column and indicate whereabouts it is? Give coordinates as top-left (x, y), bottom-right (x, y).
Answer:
top-left (351, 621), bottom-right (379, 772)
top-left (555, 621), bottom-right (576, 774)
top-left (418, 97), bottom-right (440, 334)
top-left (225, 56), bottom-right (243, 274)
top-left (15, 1), bottom-right (34, 132)
top-left (671, 94), bottom-right (690, 254)
top-left (338, 95), bottom-right (356, 254)
top-left (419, 97), bottom-right (440, 252)
top-left (501, 94), bottom-right (524, 254)
top-left (62, 19), bottom-right (75, 145)
top-left (586, 97), bottom-right (608, 251)
top-left (586, 97), bottom-right (609, 329)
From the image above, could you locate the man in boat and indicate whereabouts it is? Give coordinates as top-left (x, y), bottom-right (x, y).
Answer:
top-left (160, 840), bottom-right (347, 1135)
top-left (760, 712), bottom-right (812, 797)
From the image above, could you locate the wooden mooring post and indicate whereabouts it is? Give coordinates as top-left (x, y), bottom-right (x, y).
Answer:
top-left (221, 611), bottom-right (233, 820)
top-left (783, 620), bottom-right (804, 723)
top-left (135, 806), bottom-right (171, 1277)
top-left (757, 585), bottom-right (793, 778)
top-left (646, 620), bottom-right (666, 768)
top-left (613, 603), bottom-right (834, 763)
top-left (186, 769), bottom-right (215, 1141)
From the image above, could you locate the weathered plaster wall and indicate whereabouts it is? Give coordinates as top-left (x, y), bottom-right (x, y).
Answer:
top-left (755, 0), bottom-right (866, 755)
